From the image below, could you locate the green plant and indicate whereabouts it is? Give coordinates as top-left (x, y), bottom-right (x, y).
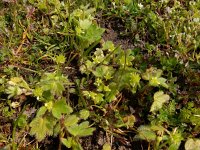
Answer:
top-left (0, 0), bottom-right (200, 149)
top-left (30, 72), bottom-right (95, 149)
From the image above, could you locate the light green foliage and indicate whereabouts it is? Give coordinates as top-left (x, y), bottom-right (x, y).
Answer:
top-left (61, 137), bottom-right (83, 150)
top-left (179, 102), bottom-right (200, 127)
top-left (185, 138), bottom-right (200, 150)
top-left (55, 54), bottom-right (66, 64)
top-left (80, 24), bottom-right (105, 45)
top-left (0, 0), bottom-right (200, 149)
top-left (134, 125), bottom-right (157, 141)
top-left (130, 73), bottom-right (141, 87)
top-left (64, 115), bottom-right (79, 127)
top-left (5, 77), bottom-right (32, 99)
top-left (8, 77), bottom-right (30, 90)
top-left (63, 112), bottom-right (95, 138)
top-left (5, 86), bottom-right (23, 99)
top-left (118, 49), bottom-right (135, 67)
top-left (102, 143), bottom-right (111, 150)
top-left (142, 67), bottom-right (168, 88)
top-left (83, 91), bottom-right (104, 104)
top-left (81, 41), bottom-right (141, 104)
top-left (92, 48), bottom-right (105, 64)
top-left (102, 41), bottom-right (115, 52)
top-left (67, 121), bottom-right (95, 137)
top-left (79, 19), bottom-right (92, 30)
top-left (30, 115), bottom-right (57, 141)
top-left (61, 137), bottom-right (73, 148)
top-left (33, 72), bottom-right (72, 100)
top-left (45, 101), bottom-right (54, 111)
top-left (52, 98), bottom-right (73, 119)
top-left (71, 5), bottom-right (105, 50)
top-left (134, 125), bottom-right (183, 149)
top-left (168, 129), bottom-right (183, 150)
top-left (151, 100), bottom-right (177, 125)
top-left (39, 73), bottom-right (66, 95)
top-left (150, 91), bottom-right (170, 113)
top-left (0, 77), bottom-right (6, 92)
top-left (29, 70), bottom-right (95, 144)
top-left (93, 66), bottom-right (114, 79)
top-left (36, 106), bottom-right (48, 117)
top-left (79, 109), bottom-right (90, 120)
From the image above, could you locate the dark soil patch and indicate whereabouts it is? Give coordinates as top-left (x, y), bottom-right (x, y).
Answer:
top-left (80, 128), bottom-right (149, 150)
top-left (97, 14), bottom-right (135, 50)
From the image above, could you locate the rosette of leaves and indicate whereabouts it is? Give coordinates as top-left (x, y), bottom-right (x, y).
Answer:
top-left (142, 67), bottom-right (169, 88)
top-left (81, 41), bottom-right (141, 104)
top-left (71, 5), bottom-right (105, 50)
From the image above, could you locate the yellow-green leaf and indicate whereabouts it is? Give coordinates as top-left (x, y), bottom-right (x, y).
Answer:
top-left (30, 116), bottom-right (56, 141)
top-left (64, 115), bottom-right (79, 127)
top-left (79, 109), bottom-right (90, 120)
top-left (185, 138), bottom-right (200, 150)
top-left (52, 99), bottom-right (73, 119)
top-left (67, 121), bottom-right (95, 137)
top-left (36, 106), bottom-right (47, 117)
top-left (55, 54), bottom-right (65, 64)
top-left (80, 19), bottom-right (92, 30)
top-left (134, 125), bottom-right (157, 141)
top-left (150, 91), bottom-right (170, 112)
top-left (102, 143), bottom-right (111, 150)
top-left (61, 137), bottom-right (72, 148)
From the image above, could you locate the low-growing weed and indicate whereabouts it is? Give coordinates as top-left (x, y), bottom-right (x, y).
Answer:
top-left (0, 0), bottom-right (200, 149)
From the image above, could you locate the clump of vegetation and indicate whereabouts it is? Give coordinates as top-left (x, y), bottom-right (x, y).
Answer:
top-left (0, 0), bottom-right (199, 149)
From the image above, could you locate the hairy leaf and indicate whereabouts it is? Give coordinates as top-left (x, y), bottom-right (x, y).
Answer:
top-left (52, 99), bottom-right (73, 119)
top-left (61, 137), bottom-right (72, 148)
top-left (134, 125), bottom-right (156, 141)
top-left (185, 138), bottom-right (200, 150)
top-left (67, 121), bottom-right (95, 137)
top-left (79, 109), bottom-right (90, 120)
top-left (55, 54), bottom-right (65, 64)
top-left (30, 116), bottom-right (56, 141)
top-left (79, 19), bottom-right (92, 30)
top-left (8, 77), bottom-right (30, 89)
top-left (64, 115), bottom-right (79, 127)
top-left (150, 91), bottom-right (170, 112)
